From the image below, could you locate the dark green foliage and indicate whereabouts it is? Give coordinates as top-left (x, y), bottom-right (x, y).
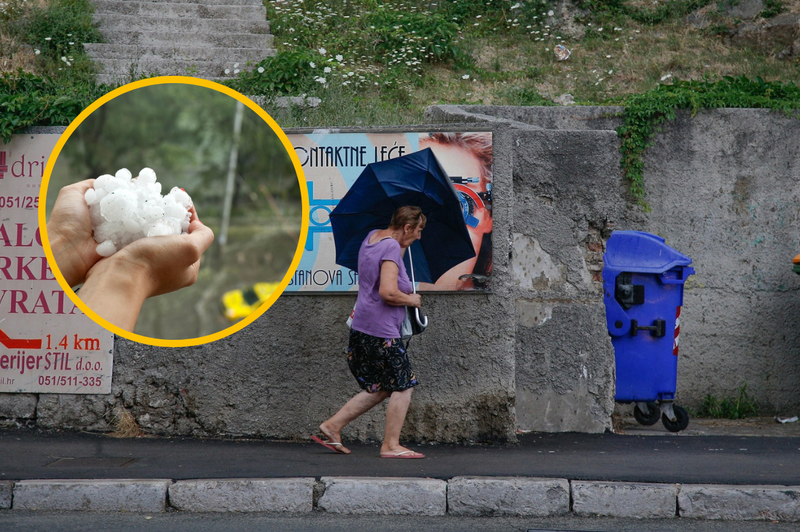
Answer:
top-left (696, 383), bottom-right (759, 419)
top-left (436, 0), bottom-right (557, 37)
top-left (0, 71), bottom-right (105, 143)
top-left (760, 0), bottom-right (787, 18)
top-left (578, 0), bottom-right (712, 25)
top-left (626, 0), bottom-right (712, 25)
top-left (618, 76), bottom-right (800, 206)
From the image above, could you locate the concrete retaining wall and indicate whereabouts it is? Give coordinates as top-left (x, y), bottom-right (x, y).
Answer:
top-left (3, 106), bottom-right (800, 440)
top-left (428, 105), bottom-right (800, 419)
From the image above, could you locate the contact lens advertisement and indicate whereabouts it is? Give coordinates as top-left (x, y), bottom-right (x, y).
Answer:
top-left (288, 131), bottom-right (493, 292)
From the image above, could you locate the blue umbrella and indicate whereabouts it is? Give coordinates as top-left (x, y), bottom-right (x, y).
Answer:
top-left (329, 148), bottom-right (475, 284)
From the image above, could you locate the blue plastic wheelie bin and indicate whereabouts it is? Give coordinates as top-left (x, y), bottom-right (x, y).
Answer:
top-left (602, 231), bottom-right (695, 432)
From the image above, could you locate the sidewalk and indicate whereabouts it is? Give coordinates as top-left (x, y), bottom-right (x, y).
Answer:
top-left (1, 419), bottom-right (799, 520)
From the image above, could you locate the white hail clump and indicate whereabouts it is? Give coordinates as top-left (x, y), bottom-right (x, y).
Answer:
top-left (84, 168), bottom-right (193, 257)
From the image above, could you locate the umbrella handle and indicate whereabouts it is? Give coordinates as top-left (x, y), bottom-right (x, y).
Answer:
top-left (408, 247), bottom-right (429, 328)
top-left (415, 307), bottom-right (428, 328)
top-left (408, 246), bottom-right (418, 294)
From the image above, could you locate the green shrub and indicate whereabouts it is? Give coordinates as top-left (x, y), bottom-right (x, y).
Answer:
top-left (0, 71), bottom-right (105, 142)
top-left (226, 49), bottom-right (321, 96)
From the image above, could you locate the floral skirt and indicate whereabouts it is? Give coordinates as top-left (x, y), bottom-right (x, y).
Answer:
top-left (347, 329), bottom-right (418, 393)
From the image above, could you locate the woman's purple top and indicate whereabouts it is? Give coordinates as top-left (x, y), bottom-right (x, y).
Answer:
top-left (350, 230), bottom-right (413, 338)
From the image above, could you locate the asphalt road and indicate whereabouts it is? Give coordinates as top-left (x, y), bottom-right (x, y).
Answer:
top-left (1, 427), bottom-right (799, 485)
top-left (1, 512), bottom-right (797, 532)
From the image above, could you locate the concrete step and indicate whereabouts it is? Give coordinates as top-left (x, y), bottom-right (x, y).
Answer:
top-left (93, 29), bottom-right (273, 48)
top-left (93, 13), bottom-right (270, 34)
top-left (93, 57), bottom-right (261, 79)
top-left (92, 0), bottom-right (266, 20)
top-left (96, 72), bottom-right (248, 86)
top-left (85, 43), bottom-right (272, 64)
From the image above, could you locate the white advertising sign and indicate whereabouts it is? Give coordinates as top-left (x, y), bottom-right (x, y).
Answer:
top-left (0, 133), bottom-right (113, 394)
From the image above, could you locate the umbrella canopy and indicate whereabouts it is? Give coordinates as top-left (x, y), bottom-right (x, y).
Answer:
top-left (329, 148), bottom-right (475, 284)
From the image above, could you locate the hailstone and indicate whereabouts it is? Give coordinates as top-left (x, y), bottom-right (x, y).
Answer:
top-left (85, 168), bottom-right (193, 257)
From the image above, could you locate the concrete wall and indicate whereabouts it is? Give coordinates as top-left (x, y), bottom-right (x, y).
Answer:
top-left (3, 106), bottom-right (799, 441)
top-left (640, 108), bottom-right (800, 413)
top-left (428, 105), bottom-right (800, 415)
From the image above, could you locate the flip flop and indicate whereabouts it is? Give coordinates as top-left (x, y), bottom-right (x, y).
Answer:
top-left (311, 434), bottom-right (349, 454)
top-left (380, 450), bottom-right (425, 459)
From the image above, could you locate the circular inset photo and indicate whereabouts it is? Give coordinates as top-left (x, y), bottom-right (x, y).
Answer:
top-left (40, 77), bottom-right (308, 347)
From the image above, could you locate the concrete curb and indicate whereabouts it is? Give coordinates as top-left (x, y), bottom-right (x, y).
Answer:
top-left (448, 477), bottom-right (569, 517)
top-left (572, 481), bottom-right (678, 519)
top-left (3, 477), bottom-right (800, 521)
top-left (318, 477), bottom-right (447, 516)
top-left (12, 479), bottom-right (171, 512)
top-left (679, 484), bottom-right (800, 521)
top-left (0, 482), bottom-right (12, 510)
top-left (169, 478), bottom-right (316, 513)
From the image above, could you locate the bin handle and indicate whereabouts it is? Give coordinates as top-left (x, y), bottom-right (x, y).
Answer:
top-left (630, 319), bottom-right (666, 338)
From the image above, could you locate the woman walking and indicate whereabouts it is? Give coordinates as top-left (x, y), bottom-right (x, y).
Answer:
top-left (312, 206), bottom-right (426, 459)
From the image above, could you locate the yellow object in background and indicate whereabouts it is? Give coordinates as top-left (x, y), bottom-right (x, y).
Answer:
top-left (222, 282), bottom-right (281, 321)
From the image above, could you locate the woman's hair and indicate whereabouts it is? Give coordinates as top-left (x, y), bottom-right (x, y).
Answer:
top-left (389, 206), bottom-right (427, 230)
top-left (424, 132), bottom-right (493, 182)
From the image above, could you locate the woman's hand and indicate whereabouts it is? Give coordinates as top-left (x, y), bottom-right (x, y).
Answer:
top-left (77, 207), bottom-right (214, 331)
top-left (106, 207), bottom-right (213, 297)
top-left (46, 179), bottom-right (103, 287)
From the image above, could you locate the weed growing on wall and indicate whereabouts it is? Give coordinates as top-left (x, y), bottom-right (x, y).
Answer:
top-left (696, 383), bottom-right (759, 419)
top-left (617, 76), bottom-right (800, 207)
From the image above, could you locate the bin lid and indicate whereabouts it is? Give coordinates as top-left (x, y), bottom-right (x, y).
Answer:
top-left (604, 230), bottom-right (693, 274)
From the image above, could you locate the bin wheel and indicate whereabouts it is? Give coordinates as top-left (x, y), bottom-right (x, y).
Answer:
top-left (662, 405), bottom-right (690, 432)
top-left (633, 403), bottom-right (661, 426)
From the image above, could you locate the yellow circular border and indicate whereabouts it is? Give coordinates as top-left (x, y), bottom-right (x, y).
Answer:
top-left (38, 76), bottom-right (309, 348)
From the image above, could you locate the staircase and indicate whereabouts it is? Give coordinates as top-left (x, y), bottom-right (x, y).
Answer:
top-left (85, 0), bottom-right (276, 85)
